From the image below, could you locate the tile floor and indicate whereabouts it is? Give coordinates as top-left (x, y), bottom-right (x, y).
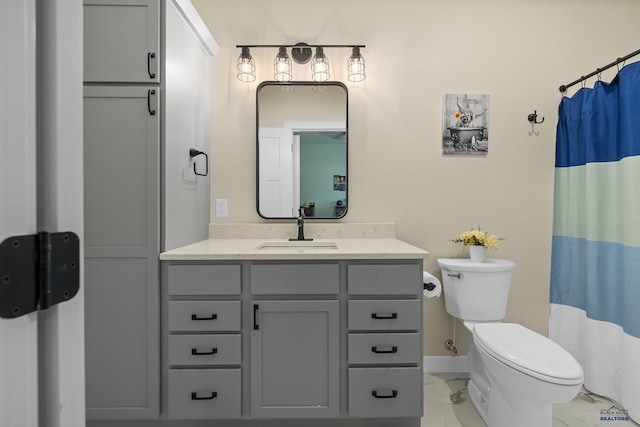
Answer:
top-left (423, 373), bottom-right (639, 427)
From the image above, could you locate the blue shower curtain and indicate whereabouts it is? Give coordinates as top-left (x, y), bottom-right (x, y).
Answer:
top-left (550, 61), bottom-right (640, 423)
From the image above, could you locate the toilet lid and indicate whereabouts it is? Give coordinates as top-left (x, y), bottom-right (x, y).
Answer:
top-left (473, 323), bottom-right (584, 385)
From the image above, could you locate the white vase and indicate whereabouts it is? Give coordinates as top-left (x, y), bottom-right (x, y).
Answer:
top-left (469, 245), bottom-right (487, 262)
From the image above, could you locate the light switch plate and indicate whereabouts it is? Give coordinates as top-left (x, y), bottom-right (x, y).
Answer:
top-left (215, 199), bottom-right (228, 217)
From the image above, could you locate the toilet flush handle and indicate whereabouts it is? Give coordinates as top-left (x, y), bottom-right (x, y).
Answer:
top-left (447, 272), bottom-right (462, 279)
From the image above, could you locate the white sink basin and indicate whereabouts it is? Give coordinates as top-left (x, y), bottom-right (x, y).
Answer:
top-left (256, 240), bottom-right (338, 250)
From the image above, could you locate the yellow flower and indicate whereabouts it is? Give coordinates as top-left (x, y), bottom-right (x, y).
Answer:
top-left (451, 226), bottom-right (504, 249)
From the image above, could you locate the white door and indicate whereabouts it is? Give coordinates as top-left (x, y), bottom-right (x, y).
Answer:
top-left (0, 1), bottom-right (85, 426)
top-left (258, 127), bottom-right (295, 217)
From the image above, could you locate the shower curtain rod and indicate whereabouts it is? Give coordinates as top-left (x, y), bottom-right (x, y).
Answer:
top-left (558, 47), bottom-right (640, 93)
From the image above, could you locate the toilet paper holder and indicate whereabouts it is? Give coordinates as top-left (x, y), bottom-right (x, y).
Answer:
top-left (424, 282), bottom-right (437, 291)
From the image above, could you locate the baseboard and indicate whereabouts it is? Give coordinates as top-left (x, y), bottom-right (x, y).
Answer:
top-left (423, 356), bottom-right (469, 373)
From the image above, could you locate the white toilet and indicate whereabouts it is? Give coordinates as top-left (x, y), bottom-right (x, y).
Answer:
top-left (437, 258), bottom-right (584, 427)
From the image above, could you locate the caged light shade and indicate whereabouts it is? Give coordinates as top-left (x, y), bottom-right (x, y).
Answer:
top-left (237, 46), bottom-right (256, 82)
top-left (347, 47), bottom-right (366, 82)
top-left (311, 47), bottom-right (330, 82)
top-left (273, 46), bottom-right (292, 81)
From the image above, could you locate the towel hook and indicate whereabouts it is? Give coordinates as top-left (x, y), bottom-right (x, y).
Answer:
top-left (527, 110), bottom-right (545, 125)
top-left (189, 149), bottom-right (208, 177)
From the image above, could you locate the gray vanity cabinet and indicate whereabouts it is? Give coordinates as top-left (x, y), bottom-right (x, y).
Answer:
top-left (161, 259), bottom-right (423, 426)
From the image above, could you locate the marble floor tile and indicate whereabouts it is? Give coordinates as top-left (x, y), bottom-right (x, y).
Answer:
top-left (423, 373), bottom-right (639, 427)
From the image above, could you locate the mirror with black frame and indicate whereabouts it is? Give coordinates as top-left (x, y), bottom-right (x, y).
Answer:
top-left (257, 81), bottom-right (348, 219)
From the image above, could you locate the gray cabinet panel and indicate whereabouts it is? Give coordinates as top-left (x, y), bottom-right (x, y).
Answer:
top-left (348, 367), bottom-right (422, 418)
top-left (348, 333), bottom-right (422, 365)
top-left (168, 264), bottom-right (241, 295)
top-left (251, 300), bottom-right (339, 418)
top-left (167, 369), bottom-right (241, 419)
top-left (84, 86), bottom-right (158, 248)
top-left (348, 264), bottom-right (421, 295)
top-left (168, 301), bottom-right (241, 332)
top-left (84, 85), bottom-right (159, 419)
top-left (85, 257), bottom-right (156, 411)
top-left (251, 264), bottom-right (339, 294)
top-left (348, 300), bottom-right (421, 331)
top-left (84, 0), bottom-right (160, 83)
top-left (168, 334), bottom-right (241, 366)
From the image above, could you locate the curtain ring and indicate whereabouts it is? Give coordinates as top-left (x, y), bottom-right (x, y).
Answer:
top-left (597, 68), bottom-right (602, 82)
top-left (581, 77), bottom-right (586, 89)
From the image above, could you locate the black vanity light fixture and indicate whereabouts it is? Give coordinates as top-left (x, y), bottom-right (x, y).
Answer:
top-left (235, 43), bottom-right (366, 83)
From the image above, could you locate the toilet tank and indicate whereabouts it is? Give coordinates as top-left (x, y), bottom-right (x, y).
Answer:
top-left (437, 258), bottom-right (515, 322)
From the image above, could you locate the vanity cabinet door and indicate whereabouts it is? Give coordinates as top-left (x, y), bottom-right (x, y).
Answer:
top-left (84, 0), bottom-right (160, 83)
top-left (250, 300), bottom-right (339, 418)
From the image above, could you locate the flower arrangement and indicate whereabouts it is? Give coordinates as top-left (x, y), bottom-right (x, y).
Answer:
top-left (451, 226), bottom-right (503, 249)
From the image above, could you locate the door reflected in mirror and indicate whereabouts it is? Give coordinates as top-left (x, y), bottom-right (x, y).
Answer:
top-left (257, 82), bottom-right (348, 219)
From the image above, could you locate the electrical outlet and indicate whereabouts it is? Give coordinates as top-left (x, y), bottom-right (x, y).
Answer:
top-left (215, 199), bottom-right (228, 217)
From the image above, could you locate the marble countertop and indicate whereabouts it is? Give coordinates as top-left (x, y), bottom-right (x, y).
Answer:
top-left (160, 238), bottom-right (428, 261)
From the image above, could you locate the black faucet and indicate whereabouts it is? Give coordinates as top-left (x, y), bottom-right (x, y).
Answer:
top-left (289, 207), bottom-right (313, 241)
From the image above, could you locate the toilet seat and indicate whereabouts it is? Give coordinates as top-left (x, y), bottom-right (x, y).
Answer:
top-left (473, 323), bottom-right (583, 385)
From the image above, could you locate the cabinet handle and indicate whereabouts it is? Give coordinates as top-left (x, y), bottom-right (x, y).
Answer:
top-left (147, 89), bottom-right (156, 116)
top-left (253, 304), bottom-right (259, 330)
top-left (371, 345), bottom-right (398, 354)
top-left (191, 391), bottom-right (217, 400)
top-left (191, 313), bottom-right (218, 321)
top-left (371, 312), bottom-right (398, 320)
top-left (372, 390), bottom-right (398, 399)
top-left (191, 348), bottom-right (218, 356)
top-left (147, 52), bottom-right (156, 78)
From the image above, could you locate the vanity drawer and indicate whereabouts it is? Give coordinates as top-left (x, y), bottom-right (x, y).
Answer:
top-left (348, 333), bottom-right (421, 365)
top-left (168, 334), bottom-right (241, 366)
top-left (348, 367), bottom-right (422, 417)
top-left (251, 264), bottom-right (339, 295)
top-left (168, 264), bottom-right (241, 296)
top-left (348, 264), bottom-right (421, 296)
top-left (348, 300), bottom-right (420, 331)
top-left (167, 369), bottom-right (241, 419)
top-left (169, 301), bottom-right (241, 332)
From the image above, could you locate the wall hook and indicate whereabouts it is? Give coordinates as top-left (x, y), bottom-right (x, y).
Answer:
top-left (527, 110), bottom-right (545, 125)
top-left (189, 149), bottom-right (208, 177)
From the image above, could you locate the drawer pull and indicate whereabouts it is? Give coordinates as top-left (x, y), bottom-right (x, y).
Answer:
top-left (191, 391), bottom-right (218, 400)
top-left (371, 345), bottom-right (398, 354)
top-left (191, 313), bottom-right (218, 321)
top-left (191, 347), bottom-right (218, 356)
top-left (372, 390), bottom-right (398, 399)
top-left (371, 312), bottom-right (398, 320)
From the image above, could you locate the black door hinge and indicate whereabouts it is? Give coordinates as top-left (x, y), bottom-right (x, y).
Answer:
top-left (0, 231), bottom-right (80, 319)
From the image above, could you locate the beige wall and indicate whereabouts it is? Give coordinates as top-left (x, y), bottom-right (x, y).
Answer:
top-left (192, 0), bottom-right (640, 356)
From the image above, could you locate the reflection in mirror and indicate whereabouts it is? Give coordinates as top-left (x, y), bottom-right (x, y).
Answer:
top-left (257, 82), bottom-right (347, 219)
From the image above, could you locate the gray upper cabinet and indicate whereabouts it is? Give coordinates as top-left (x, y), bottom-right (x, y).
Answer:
top-left (83, 0), bottom-right (160, 83)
